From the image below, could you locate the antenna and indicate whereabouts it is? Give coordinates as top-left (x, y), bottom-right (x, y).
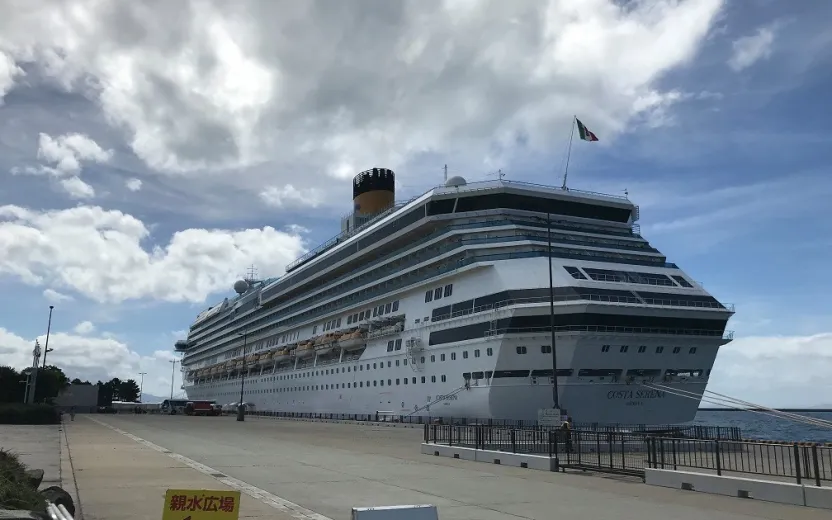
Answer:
top-left (245, 264), bottom-right (258, 283)
top-left (444, 164), bottom-right (448, 183)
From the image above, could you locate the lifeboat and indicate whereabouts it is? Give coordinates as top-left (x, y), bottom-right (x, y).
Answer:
top-left (245, 354), bottom-right (257, 366)
top-left (234, 359), bottom-right (244, 369)
top-left (338, 329), bottom-right (366, 351)
top-left (296, 343), bottom-right (315, 359)
top-left (273, 348), bottom-right (289, 362)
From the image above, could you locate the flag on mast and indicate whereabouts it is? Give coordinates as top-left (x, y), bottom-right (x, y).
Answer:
top-left (575, 118), bottom-right (599, 142)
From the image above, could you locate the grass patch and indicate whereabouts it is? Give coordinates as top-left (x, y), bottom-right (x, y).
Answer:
top-left (0, 404), bottom-right (60, 425)
top-left (0, 449), bottom-right (47, 511)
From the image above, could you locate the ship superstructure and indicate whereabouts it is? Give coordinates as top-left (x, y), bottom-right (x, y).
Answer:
top-left (174, 168), bottom-right (734, 424)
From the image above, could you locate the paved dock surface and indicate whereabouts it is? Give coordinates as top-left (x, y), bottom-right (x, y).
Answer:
top-left (62, 415), bottom-right (829, 520)
top-left (0, 424), bottom-right (62, 489)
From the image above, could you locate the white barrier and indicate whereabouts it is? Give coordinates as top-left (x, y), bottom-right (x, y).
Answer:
top-left (645, 468), bottom-right (832, 510)
top-left (352, 504), bottom-right (439, 520)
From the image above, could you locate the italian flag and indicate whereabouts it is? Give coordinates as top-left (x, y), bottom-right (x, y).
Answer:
top-left (576, 118), bottom-right (599, 142)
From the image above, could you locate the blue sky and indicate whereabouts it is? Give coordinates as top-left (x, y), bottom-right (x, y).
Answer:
top-left (1, 0), bottom-right (830, 406)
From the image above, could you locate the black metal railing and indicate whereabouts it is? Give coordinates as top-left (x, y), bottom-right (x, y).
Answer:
top-left (424, 424), bottom-right (650, 477)
top-left (243, 410), bottom-right (742, 440)
top-left (421, 424), bottom-right (832, 486)
top-left (647, 437), bottom-right (832, 487)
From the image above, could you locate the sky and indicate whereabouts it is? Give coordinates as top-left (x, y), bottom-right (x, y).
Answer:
top-left (1, 0), bottom-right (831, 408)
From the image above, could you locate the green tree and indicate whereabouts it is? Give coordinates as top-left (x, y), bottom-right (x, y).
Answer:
top-left (0, 365), bottom-right (26, 403)
top-left (117, 379), bottom-right (140, 402)
top-left (71, 378), bottom-right (92, 385)
top-left (33, 366), bottom-right (70, 403)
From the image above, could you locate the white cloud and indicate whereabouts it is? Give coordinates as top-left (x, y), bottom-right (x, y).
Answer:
top-left (0, 204), bottom-right (306, 303)
top-left (43, 288), bottom-right (73, 303)
top-left (12, 132), bottom-right (111, 198)
top-left (728, 25), bottom-right (776, 71)
top-left (0, 0), bottom-right (725, 198)
top-left (259, 184), bottom-right (324, 209)
top-left (37, 133), bottom-right (113, 176)
top-left (73, 320), bottom-right (95, 334)
top-left (709, 333), bottom-right (832, 408)
top-left (59, 176), bottom-right (95, 199)
top-left (0, 326), bottom-right (183, 398)
top-left (125, 178), bottom-right (143, 192)
top-left (0, 51), bottom-right (24, 103)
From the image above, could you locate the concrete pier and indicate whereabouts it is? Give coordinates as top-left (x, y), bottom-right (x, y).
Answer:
top-left (5, 415), bottom-right (830, 520)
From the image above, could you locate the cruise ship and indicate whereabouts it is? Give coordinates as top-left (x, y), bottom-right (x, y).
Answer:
top-left (175, 168), bottom-right (735, 425)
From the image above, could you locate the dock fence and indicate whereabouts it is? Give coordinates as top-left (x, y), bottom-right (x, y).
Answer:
top-left (423, 424), bottom-right (832, 485)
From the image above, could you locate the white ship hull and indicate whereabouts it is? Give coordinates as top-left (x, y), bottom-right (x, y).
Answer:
top-left (177, 176), bottom-right (734, 426)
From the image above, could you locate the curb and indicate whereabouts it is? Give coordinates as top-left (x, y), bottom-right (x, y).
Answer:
top-left (60, 419), bottom-right (83, 520)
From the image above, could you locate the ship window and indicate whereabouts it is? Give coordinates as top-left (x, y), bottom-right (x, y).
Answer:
top-left (403, 378), bottom-right (407, 385)
top-left (487, 348), bottom-right (493, 356)
top-left (451, 352), bottom-right (456, 360)
top-left (420, 356), bottom-right (425, 363)
top-left (440, 354), bottom-right (446, 361)
top-left (578, 369), bottom-right (623, 378)
top-left (373, 363), bottom-right (377, 369)
top-left (392, 301), bottom-right (399, 312)
top-left (385, 303), bottom-right (392, 314)
top-left (403, 359), bottom-right (407, 365)
top-left (421, 376), bottom-right (426, 383)
top-left (444, 284), bottom-right (453, 297)
top-left (672, 275), bottom-right (694, 288)
top-left (387, 361), bottom-right (391, 367)
top-left (492, 370), bottom-right (529, 378)
top-left (656, 346), bottom-right (664, 353)
top-left (360, 382), bottom-right (363, 387)
top-left (638, 346), bottom-right (646, 353)
top-left (472, 371), bottom-right (484, 380)
top-left (395, 360), bottom-right (400, 366)
top-left (601, 345), bottom-right (610, 352)
top-left (395, 339), bottom-right (402, 350)
top-left (430, 355), bottom-right (435, 362)
top-left (474, 349), bottom-right (480, 358)
top-left (434, 288), bottom-right (443, 300)
top-left (312, 326), bottom-right (318, 334)
top-left (666, 369), bottom-right (703, 378)
top-left (373, 381), bottom-right (377, 386)
top-left (373, 307), bottom-right (378, 317)
top-left (441, 375), bottom-right (447, 382)
top-left (431, 376), bottom-right (436, 382)
top-left (425, 290), bottom-right (433, 303)
top-left (412, 377), bottom-right (416, 384)
top-left (463, 351), bottom-right (468, 359)
top-left (386, 379), bottom-right (391, 386)
top-left (541, 345), bottom-right (552, 354)
top-left (387, 341), bottom-right (394, 352)
top-left (673, 347), bottom-right (681, 354)
top-left (336, 318), bottom-right (341, 327)
top-left (563, 266), bottom-right (587, 280)
top-left (516, 346), bottom-right (527, 354)
top-left (620, 345), bottom-right (629, 353)
top-left (347, 315), bottom-right (352, 325)
top-left (396, 378), bottom-right (400, 385)
top-left (359, 311), bottom-right (365, 320)
top-left (689, 347), bottom-right (697, 354)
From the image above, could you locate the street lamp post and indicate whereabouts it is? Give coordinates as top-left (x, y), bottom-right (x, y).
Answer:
top-left (545, 213), bottom-right (563, 415)
top-left (41, 306), bottom-right (55, 368)
top-left (237, 330), bottom-right (249, 422)
top-left (138, 372), bottom-right (147, 403)
top-left (169, 360), bottom-right (177, 400)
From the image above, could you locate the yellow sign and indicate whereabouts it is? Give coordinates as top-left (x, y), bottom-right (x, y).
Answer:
top-left (162, 489), bottom-right (241, 520)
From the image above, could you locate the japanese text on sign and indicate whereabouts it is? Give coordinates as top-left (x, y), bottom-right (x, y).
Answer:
top-left (162, 489), bottom-right (241, 520)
